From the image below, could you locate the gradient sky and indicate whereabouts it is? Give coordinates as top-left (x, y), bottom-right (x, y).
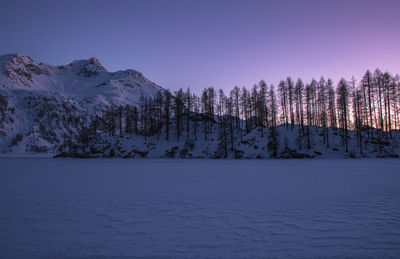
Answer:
top-left (1, 0), bottom-right (399, 93)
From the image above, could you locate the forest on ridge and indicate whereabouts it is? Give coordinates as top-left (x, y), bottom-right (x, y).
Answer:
top-left (76, 68), bottom-right (400, 158)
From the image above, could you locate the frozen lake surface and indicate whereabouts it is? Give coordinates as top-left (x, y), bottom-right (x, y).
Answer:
top-left (1, 158), bottom-right (400, 258)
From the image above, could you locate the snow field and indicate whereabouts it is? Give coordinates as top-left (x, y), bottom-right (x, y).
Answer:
top-left (1, 158), bottom-right (400, 257)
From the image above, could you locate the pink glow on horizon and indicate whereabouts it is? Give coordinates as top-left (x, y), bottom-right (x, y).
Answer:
top-left (0, 0), bottom-right (399, 93)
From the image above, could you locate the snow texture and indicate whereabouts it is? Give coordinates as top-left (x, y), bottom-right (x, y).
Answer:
top-left (1, 158), bottom-right (400, 258)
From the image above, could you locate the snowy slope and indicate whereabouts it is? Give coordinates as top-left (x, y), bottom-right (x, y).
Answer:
top-left (0, 54), bottom-right (164, 154)
top-left (56, 124), bottom-right (400, 159)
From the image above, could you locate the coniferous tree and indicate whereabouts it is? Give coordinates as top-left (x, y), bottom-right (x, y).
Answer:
top-left (383, 72), bottom-right (392, 138)
top-left (278, 80), bottom-right (288, 127)
top-left (118, 105), bottom-right (123, 137)
top-left (287, 77), bottom-right (295, 129)
top-left (318, 77), bottom-right (328, 145)
top-left (355, 87), bottom-right (363, 155)
top-left (226, 95), bottom-right (235, 151)
top-left (350, 77), bottom-right (362, 153)
top-left (374, 69), bottom-right (384, 138)
top-left (391, 75), bottom-right (400, 131)
top-left (327, 79), bottom-right (337, 130)
top-left (192, 94), bottom-right (199, 141)
top-left (251, 84), bottom-right (258, 129)
top-left (155, 91), bottom-right (163, 140)
top-left (258, 80), bottom-right (267, 137)
top-left (241, 87), bottom-right (250, 134)
top-left (174, 88), bottom-right (184, 141)
top-left (305, 83), bottom-right (312, 148)
top-left (185, 88), bottom-right (193, 142)
top-left (309, 79), bottom-right (318, 129)
top-left (268, 85), bottom-right (278, 157)
top-left (164, 90), bottom-right (171, 140)
top-left (124, 105), bottom-right (132, 135)
top-left (295, 79), bottom-right (305, 135)
top-left (207, 87), bottom-right (216, 134)
top-left (337, 79), bottom-right (350, 152)
top-left (201, 88), bottom-right (208, 140)
top-left (132, 106), bottom-right (139, 135)
top-left (363, 70), bottom-right (374, 138)
top-left (231, 86), bottom-right (241, 134)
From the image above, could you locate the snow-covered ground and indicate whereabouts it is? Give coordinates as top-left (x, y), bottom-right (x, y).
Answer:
top-left (1, 158), bottom-right (400, 258)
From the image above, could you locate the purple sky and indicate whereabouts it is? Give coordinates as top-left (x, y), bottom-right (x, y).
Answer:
top-left (1, 0), bottom-right (399, 93)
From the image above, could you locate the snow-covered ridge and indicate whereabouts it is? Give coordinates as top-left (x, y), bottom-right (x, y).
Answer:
top-left (61, 57), bottom-right (108, 77)
top-left (0, 53), bottom-right (165, 155)
top-left (0, 54), bottom-right (51, 86)
top-left (0, 53), bottom-right (163, 105)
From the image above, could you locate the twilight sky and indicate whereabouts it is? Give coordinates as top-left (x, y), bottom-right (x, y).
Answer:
top-left (1, 0), bottom-right (399, 93)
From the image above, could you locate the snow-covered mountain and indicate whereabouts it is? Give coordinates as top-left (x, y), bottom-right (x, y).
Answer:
top-left (0, 53), bottom-right (163, 107)
top-left (0, 54), bottom-right (164, 154)
top-left (1, 54), bottom-right (399, 158)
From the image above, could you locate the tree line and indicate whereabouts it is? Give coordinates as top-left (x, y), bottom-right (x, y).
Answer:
top-left (75, 68), bottom-right (400, 156)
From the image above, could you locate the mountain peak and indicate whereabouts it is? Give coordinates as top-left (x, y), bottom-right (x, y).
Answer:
top-left (0, 53), bottom-right (34, 67)
top-left (64, 57), bottom-right (108, 77)
top-left (0, 53), bottom-right (18, 61)
top-left (89, 57), bottom-right (101, 65)
top-left (0, 53), bottom-right (163, 100)
top-left (0, 53), bottom-right (50, 85)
